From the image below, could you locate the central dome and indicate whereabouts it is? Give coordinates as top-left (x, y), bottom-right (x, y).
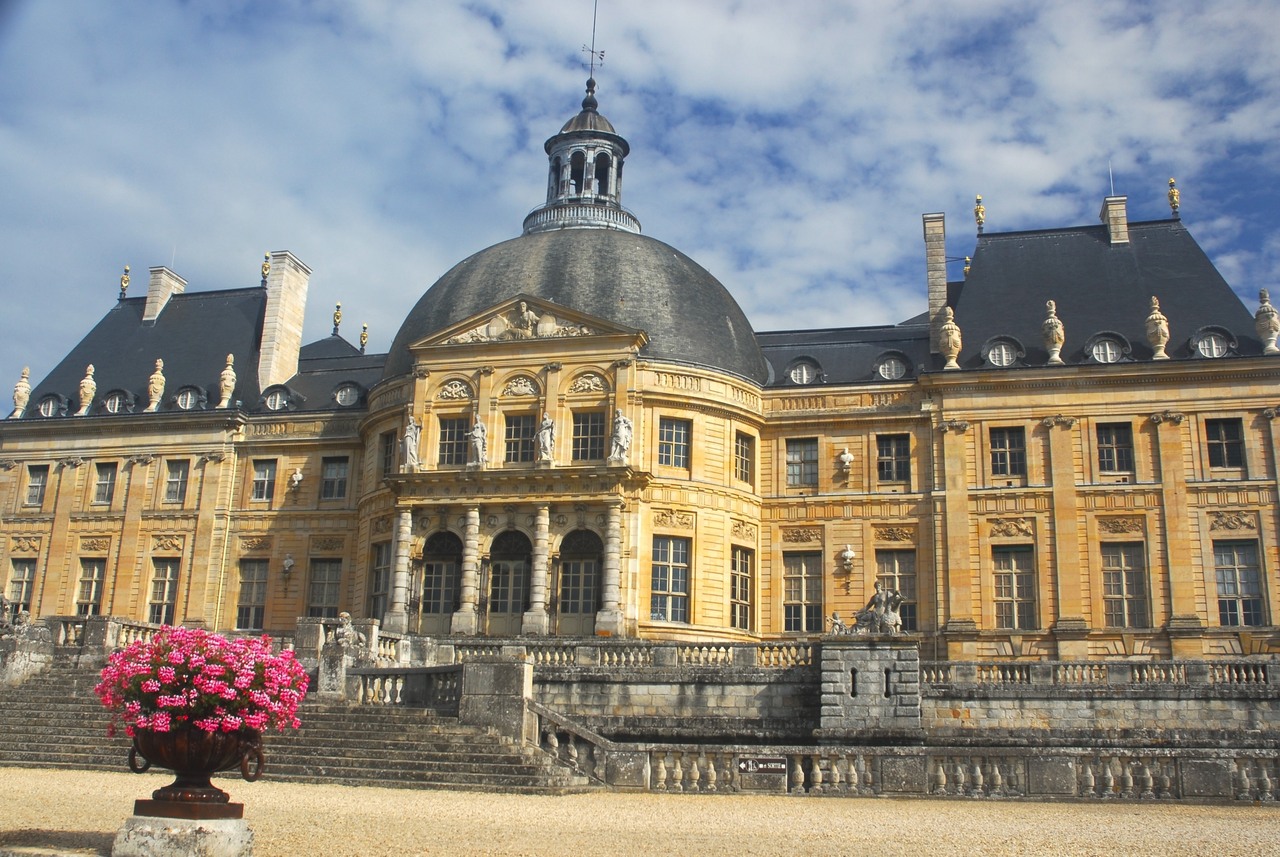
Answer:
top-left (383, 228), bottom-right (768, 383)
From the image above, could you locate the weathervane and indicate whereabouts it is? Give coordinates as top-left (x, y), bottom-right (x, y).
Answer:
top-left (582, 0), bottom-right (604, 76)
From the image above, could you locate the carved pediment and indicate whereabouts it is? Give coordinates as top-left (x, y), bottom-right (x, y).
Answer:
top-left (412, 295), bottom-right (643, 350)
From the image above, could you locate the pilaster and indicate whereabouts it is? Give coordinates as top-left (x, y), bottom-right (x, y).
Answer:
top-left (596, 500), bottom-right (625, 635)
top-left (381, 508), bottom-right (413, 634)
top-left (452, 505), bottom-right (481, 634)
top-left (522, 504), bottom-right (551, 634)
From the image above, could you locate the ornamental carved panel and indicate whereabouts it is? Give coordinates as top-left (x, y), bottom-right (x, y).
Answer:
top-left (781, 528), bottom-right (822, 543)
top-left (1098, 517), bottom-right (1143, 535)
top-left (372, 516), bottom-right (393, 535)
top-left (568, 373), bottom-right (606, 394)
top-left (80, 537), bottom-right (111, 553)
top-left (10, 536), bottom-right (40, 553)
top-left (1209, 510), bottom-right (1258, 532)
top-left (502, 376), bottom-right (539, 397)
top-left (312, 537), bottom-right (346, 552)
top-left (151, 535), bottom-right (184, 553)
top-left (731, 519), bottom-right (758, 542)
top-left (874, 526), bottom-right (915, 542)
top-left (240, 536), bottom-right (272, 552)
top-left (653, 510), bottom-right (694, 529)
top-left (988, 518), bottom-right (1033, 538)
top-left (438, 380), bottom-right (473, 400)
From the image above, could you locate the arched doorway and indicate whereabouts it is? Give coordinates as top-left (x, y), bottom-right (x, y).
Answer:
top-left (556, 529), bottom-right (602, 636)
top-left (417, 532), bottom-right (462, 636)
top-left (487, 530), bottom-right (531, 636)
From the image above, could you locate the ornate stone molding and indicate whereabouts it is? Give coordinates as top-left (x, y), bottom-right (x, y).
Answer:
top-left (128, 453), bottom-right (156, 466)
top-left (568, 373), bottom-right (606, 394)
top-left (80, 536), bottom-right (111, 553)
top-left (10, 536), bottom-right (40, 553)
top-left (1040, 414), bottom-right (1078, 428)
top-left (502, 376), bottom-right (539, 397)
top-left (731, 519), bottom-right (757, 542)
top-left (1264, 407), bottom-right (1280, 420)
top-left (198, 451), bottom-right (226, 464)
top-left (989, 517), bottom-right (1033, 538)
top-left (372, 516), bottom-right (393, 535)
top-left (57, 457), bottom-right (85, 469)
top-left (653, 509), bottom-right (694, 530)
top-left (939, 419), bottom-right (970, 433)
top-left (1150, 410), bottom-right (1185, 425)
top-left (655, 372), bottom-right (701, 392)
top-left (0, 459), bottom-right (17, 471)
top-left (151, 534), bottom-right (184, 553)
top-left (438, 380), bottom-right (473, 400)
top-left (1098, 516), bottom-right (1143, 535)
top-left (312, 536), bottom-right (345, 552)
top-left (240, 536), bottom-right (272, 552)
top-left (412, 364), bottom-right (431, 380)
top-left (874, 525), bottom-right (915, 542)
top-left (1209, 510), bottom-right (1257, 532)
top-left (443, 303), bottom-right (599, 344)
top-left (781, 527), bottom-right (822, 543)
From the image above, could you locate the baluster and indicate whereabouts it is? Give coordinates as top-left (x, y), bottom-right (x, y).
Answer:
top-left (1140, 758), bottom-right (1155, 800)
top-left (827, 753), bottom-right (842, 793)
top-left (789, 755), bottom-right (806, 794)
top-left (705, 753), bottom-right (718, 793)
top-left (653, 752), bottom-right (668, 791)
top-left (543, 726), bottom-right (559, 755)
top-left (809, 753), bottom-right (824, 794)
top-left (1100, 757), bottom-right (1115, 798)
top-left (1237, 759), bottom-right (1253, 801)
top-left (933, 757), bottom-right (948, 795)
top-left (672, 752), bottom-right (685, 793)
top-left (968, 758), bottom-right (984, 797)
top-left (952, 759), bottom-right (967, 796)
top-left (688, 753), bottom-right (701, 793)
top-left (1081, 758), bottom-right (1096, 798)
top-left (1005, 760), bottom-right (1021, 796)
top-left (1260, 760), bottom-right (1274, 801)
top-left (1158, 759), bottom-right (1173, 799)
top-left (988, 760), bottom-right (1004, 797)
top-left (861, 754), bottom-right (874, 795)
top-left (1120, 758), bottom-right (1135, 799)
top-left (565, 735), bottom-right (579, 769)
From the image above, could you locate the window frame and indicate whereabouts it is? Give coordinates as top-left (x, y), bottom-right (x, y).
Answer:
top-left (571, 411), bottom-right (606, 462)
top-left (148, 558), bottom-right (180, 625)
top-left (236, 559), bottom-right (268, 630)
top-left (782, 551), bottom-right (823, 633)
top-left (1214, 540), bottom-right (1265, 627)
top-left (650, 535), bottom-right (690, 623)
top-left (1206, 418), bottom-right (1245, 469)
top-left (320, 456), bottom-right (349, 500)
top-left (93, 462), bottom-right (117, 505)
top-left (1096, 423), bottom-right (1135, 474)
top-left (368, 541), bottom-right (392, 621)
top-left (876, 549), bottom-right (918, 632)
top-left (786, 438), bottom-right (819, 488)
top-left (437, 416), bottom-right (469, 467)
top-left (251, 459), bottom-right (277, 502)
top-left (25, 465), bottom-right (48, 507)
top-left (876, 434), bottom-right (911, 484)
top-left (76, 558), bottom-right (105, 616)
top-left (657, 418), bottom-right (691, 469)
top-left (730, 546), bottom-right (753, 631)
top-left (1101, 542), bottom-right (1149, 628)
top-left (164, 459), bottom-right (190, 504)
top-left (992, 545), bottom-right (1037, 630)
top-left (505, 413), bottom-right (538, 463)
top-left (7, 558), bottom-right (36, 617)
top-left (379, 430), bottom-right (397, 478)
top-left (307, 558), bottom-right (342, 619)
top-left (989, 427), bottom-right (1027, 478)
top-left (734, 432), bottom-right (755, 486)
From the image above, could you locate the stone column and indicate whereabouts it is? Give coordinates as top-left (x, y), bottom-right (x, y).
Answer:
top-left (523, 505), bottom-right (551, 634)
top-left (381, 508), bottom-right (413, 633)
top-left (452, 505), bottom-right (481, 635)
top-left (596, 500), bottom-right (625, 635)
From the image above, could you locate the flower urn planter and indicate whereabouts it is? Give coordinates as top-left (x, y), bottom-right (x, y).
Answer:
top-left (129, 728), bottom-right (264, 819)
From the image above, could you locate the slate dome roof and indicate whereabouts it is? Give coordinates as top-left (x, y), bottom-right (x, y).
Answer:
top-left (382, 228), bottom-right (768, 384)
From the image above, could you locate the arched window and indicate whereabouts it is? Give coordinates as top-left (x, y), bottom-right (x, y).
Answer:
top-left (570, 151), bottom-right (586, 196)
top-left (594, 153), bottom-right (611, 197)
top-left (489, 530), bottom-right (532, 635)
top-left (549, 156), bottom-right (562, 199)
top-left (558, 529), bottom-right (602, 635)
top-left (418, 531), bottom-right (462, 635)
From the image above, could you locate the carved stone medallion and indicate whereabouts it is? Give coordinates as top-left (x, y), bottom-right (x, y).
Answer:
top-left (568, 373), bottom-right (606, 394)
top-left (438, 380), bottom-right (473, 400)
top-left (502, 376), bottom-right (539, 397)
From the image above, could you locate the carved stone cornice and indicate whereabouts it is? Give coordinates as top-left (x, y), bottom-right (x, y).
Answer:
top-left (939, 419), bottom-right (970, 433)
top-left (1040, 414), bottom-right (1078, 428)
top-left (1150, 410), bottom-right (1185, 425)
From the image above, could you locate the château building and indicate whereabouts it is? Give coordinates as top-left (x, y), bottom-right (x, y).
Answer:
top-left (3, 79), bottom-right (1278, 661)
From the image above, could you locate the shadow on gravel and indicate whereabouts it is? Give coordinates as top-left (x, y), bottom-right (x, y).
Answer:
top-left (0, 828), bottom-right (113, 854)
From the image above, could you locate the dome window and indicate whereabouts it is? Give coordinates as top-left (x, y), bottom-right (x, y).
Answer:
top-left (788, 360), bottom-right (821, 385)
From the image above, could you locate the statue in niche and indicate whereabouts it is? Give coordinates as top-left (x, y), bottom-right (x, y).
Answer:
top-left (145, 359), bottom-right (165, 412)
top-left (1146, 296), bottom-right (1170, 360)
top-left (609, 409), bottom-right (632, 462)
top-left (1256, 290), bottom-right (1280, 355)
top-left (218, 354), bottom-right (237, 408)
top-left (1042, 300), bottom-right (1065, 365)
top-left (468, 418), bottom-right (487, 465)
top-left (938, 307), bottom-right (962, 370)
top-left (537, 412), bottom-right (555, 462)
top-left (11, 367), bottom-right (31, 418)
top-left (402, 407), bottom-right (421, 471)
top-left (76, 365), bottom-right (96, 416)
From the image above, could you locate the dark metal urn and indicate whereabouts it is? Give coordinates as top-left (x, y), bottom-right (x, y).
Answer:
top-left (129, 728), bottom-right (264, 806)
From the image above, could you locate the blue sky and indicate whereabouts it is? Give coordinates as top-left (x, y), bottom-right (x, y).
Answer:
top-left (1, 0), bottom-right (1278, 386)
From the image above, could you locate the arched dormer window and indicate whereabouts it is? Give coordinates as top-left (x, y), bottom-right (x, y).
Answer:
top-left (594, 153), bottom-right (611, 198)
top-left (981, 337), bottom-right (1025, 368)
top-left (570, 151), bottom-right (586, 196)
top-left (1189, 326), bottom-right (1237, 358)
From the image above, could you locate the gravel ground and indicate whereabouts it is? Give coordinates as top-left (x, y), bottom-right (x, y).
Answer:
top-left (2, 768), bottom-right (1280, 857)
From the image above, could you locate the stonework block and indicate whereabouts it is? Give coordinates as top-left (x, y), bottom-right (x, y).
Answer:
top-left (113, 816), bottom-right (253, 857)
top-left (1025, 757), bottom-right (1078, 796)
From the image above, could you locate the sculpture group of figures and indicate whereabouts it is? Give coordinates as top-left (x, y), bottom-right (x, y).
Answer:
top-left (828, 581), bottom-right (905, 636)
top-left (0, 596), bottom-right (46, 641)
top-left (401, 407), bottom-right (632, 470)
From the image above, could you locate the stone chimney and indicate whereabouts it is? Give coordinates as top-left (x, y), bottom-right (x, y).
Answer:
top-left (1100, 195), bottom-right (1129, 245)
top-left (923, 212), bottom-right (947, 353)
top-left (257, 250), bottom-right (312, 389)
top-left (143, 267), bottom-right (187, 322)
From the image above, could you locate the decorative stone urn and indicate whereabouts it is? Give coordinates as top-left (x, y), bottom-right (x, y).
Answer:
top-left (1256, 289), bottom-right (1280, 355)
top-left (1042, 300), bottom-right (1065, 365)
top-left (1145, 296), bottom-right (1170, 360)
top-left (937, 307), bottom-right (962, 370)
top-left (129, 728), bottom-right (264, 812)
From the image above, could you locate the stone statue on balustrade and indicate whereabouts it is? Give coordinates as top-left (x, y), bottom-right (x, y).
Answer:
top-left (853, 581), bottom-right (903, 635)
top-left (827, 611), bottom-right (848, 636)
top-left (330, 612), bottom-right (366, 648)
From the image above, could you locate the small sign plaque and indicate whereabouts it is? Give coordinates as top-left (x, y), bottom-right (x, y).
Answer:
top-left (737, 756), bottom-right (787, 774)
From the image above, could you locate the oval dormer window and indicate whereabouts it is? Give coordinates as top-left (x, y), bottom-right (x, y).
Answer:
top-left (1196, 332), bottom-right (1228, 358)
top-left (877, 356), bottom-right (907, 381)
top-left (1090, 338), bottom-right (1123, 364)
top-left (104, 392), bottom-right (127, 414)
top-left (334, 383), bottom-right (360, 407)
top-left (175, 388), bottom-right (200, 411)
top-left (37, 396), bottom-right (59, 418)
top-left (264, 390), bottom-right (288, 412)
top-left (988, 342), bottom-right (1017, 367)
top-left (789, 361), bottom-right (820, 384)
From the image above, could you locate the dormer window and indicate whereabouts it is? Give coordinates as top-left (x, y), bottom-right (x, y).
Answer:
top-left (334, 383), bottom-right (361, 407)
top-left (876, 355), bottom-right (908, 381)
top-left (175, 387), bottom-right (202, 411)
top-left (103, 391), bottom-right (128, 414)
top-left (264, 389), bottom-right (288, 412)
top-left (788, 360), bottom-right (821, 385)
top-left (1196, 332), bottom-right (1228, 358)
top-left (987, 342), bottom-right (1017, 368)
top-left (37, 395), bottom-right (59, 418)
top-left (1090, 338), bottom-right (1123, 364)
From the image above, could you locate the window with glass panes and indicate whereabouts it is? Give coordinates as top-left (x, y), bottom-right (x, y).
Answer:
top-left (658, 418), bottom-right (691, 468)
top-left (1096, 423), bottom-right (1134, 473)
top-left (783, 551), bottom-right (823, 632)
top-left (379, 430), bottom-right (396, 477)
top-left (875, 549), bottom-right (917, 631)
top-left (8, 559), bottom-right (36, 616)
top-left (236, 560), bottom-right (268, 630)
top-left (93, 462), bottom-right (117, 505)
top-left (422, 532), bottom-right (461, 615)
top-left (1214, 540), bottom-right (1264, 626)
top-left (786, 438), bottom-right (819, 487)
top-left (307, 559), bottom-right (342, 619)
top-left (989, 427), bottom-right (1027, 477)
top-left (1206, 418), bottom-right (1244, 468)
top-left (165, 460), bottom-right (189, 503)
top-left (77, 559), bottom-right (105, 616)
top-left (320, 457), bottom-right (349, 499)
top-left (559, 531), bottom-right (602, 616)
top-left (730, 546), bottom-right (753, 631)
top-left (438, 417), bottom-right (469, 466)
top-left (489, 531), bottom-right (530, 615)
top-left (734, 432), bottom-right (754, 485)
top-left (149, 559), bottom-right (180, 625)
top-left (650, 536), bottom-right (690, 622)
top-left (993, 546), bottom-right (1036, 629)
top-left (572, 412), bottom-right (606, 461)
top-left (251, 460), bottom-right (276, 501)
top-left (368, 542), bottom-right (392, 621)
top-left (877, 434), bottom-right (910, 483)
top-left (505, 414), bottom-right (537, 462)
top-left (1101, 542), bottom-right (1149, 628)
top-left (25, 465), bottom-right (48, 506)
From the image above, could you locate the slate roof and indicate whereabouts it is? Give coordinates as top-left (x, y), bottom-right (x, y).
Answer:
top-left (758, 323), bottom-right (931, 387)
top-left (282, 337), bottom-right (385, 413)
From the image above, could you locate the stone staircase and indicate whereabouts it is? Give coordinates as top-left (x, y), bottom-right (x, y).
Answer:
top-left (0, 665), bottom-right (590, 793)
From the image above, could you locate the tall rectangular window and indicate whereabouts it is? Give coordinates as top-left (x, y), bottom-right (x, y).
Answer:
top-left (93, 462), bottom-right (117, 505)
top-left (8, 559), bottom-right (36, 616)
top-left (438, 417), bottom-right (469, 466)
top-left (650, 536), bottom-right (690, 622)
top-left (164, 460), bottom-right (189, 503)
top-left (1096, 423), bottom-right (1134, 473)
top-left (783, 552), bottom-right (823, 632)
top-left (786, 438), bottom-right (819, 487)
top-left (251, 460), bottom-right (276, 502)
top-left (308, 559), bottom-right (342, 619)
top-left (730, 546), bottom-right (753, 631)
top-left (877, 434), bottom-right (911, 483)
top-left (25, 465), bottom-right (48, 506)
top-left (369, 542), bottom-right (392, 621)
top-left (379, 430), bottom-right (397, 477)
top-left (658, 418), bottom-right (691, 468)
top-left (236, 560), bottom-right (268, 630)
top-left (505, 414), bottom-right (537, 463)
top-left (148, 559), bottom-right (180, 625)
top-left (320, 457), bottom-right (349, 500)
top-left (734, 432), bottom-right (754, 485)
top-left (990, 427), bottom-right (1027, 477)
top-left (422, 557), bottom-right (458, 615)
top-left (876, 549), bottom-right (918, 632)
top-left (572, 412), bottom-right (606, 461)
top-left (993, 546), bottom-right (1036, 629)
top-left (1215, 540), bottom-right (1264, 627)
top-left (1206, 418), bottom-right (1245, 468)
top-left (76, 559), bottom-right (105, 616)
top-left (1101, 542), bottom-right (1149, 628)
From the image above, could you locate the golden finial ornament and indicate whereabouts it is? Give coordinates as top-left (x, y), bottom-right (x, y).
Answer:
top-left (360, 323), bottom-right (369, 353)
top-left (260, 253), bottom-right (271, 286)
top-left (119, 265), bottom-right (130, 300)
top-left (974, 195), bottom-right (986, 233)
top-left (963, 256), bottom-right (972, 277)
top-left (332, 302), bottom-right (342, 336)
top-left (1167, 178), bottom-right (1180, 218)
